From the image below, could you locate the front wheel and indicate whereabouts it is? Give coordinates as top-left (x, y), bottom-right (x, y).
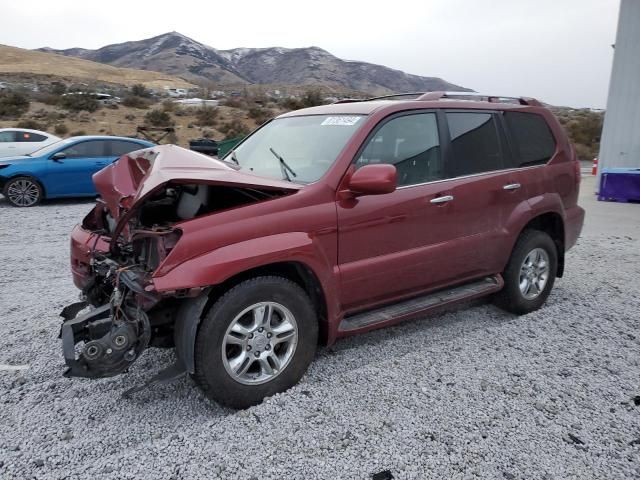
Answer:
top-left (3, 176), bottom-right (43, 207)
top-left (193, 276), bottom-right (318, 409)
top-left (494, 229), bottom-right (558, 315)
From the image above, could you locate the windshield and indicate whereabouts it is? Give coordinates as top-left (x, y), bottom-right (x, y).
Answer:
top-left (28, 138), bottom-right (75, 157)
top-left (225, 114), bottom-right (364, 183)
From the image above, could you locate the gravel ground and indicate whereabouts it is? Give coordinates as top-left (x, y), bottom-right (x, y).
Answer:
top-left (0, 194), bottom-right (639, 480)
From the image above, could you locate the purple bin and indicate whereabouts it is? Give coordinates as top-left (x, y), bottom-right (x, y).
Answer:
top-left (598, 168), bottom-right (640, 203)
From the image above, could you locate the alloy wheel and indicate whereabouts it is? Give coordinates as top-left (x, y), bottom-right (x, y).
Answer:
top-left (222, 302), bottom-right (298, 385)
top-left (518, 247), bottom-right (550, 300)
top-left (6, 179), bottom-right (40, 207)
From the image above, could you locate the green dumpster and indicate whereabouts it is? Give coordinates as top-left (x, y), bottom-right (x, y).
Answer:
top-left (216, 137), bottom-right (244, 158)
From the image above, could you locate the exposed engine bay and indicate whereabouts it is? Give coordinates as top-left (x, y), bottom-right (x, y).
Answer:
top-left (60, 180), bottom-right (293, 380)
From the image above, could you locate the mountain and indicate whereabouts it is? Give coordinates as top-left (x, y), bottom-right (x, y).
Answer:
top-left (0, 44), bottom-right (194, 89)
top-left (39, 32), bottom-right (470, 94)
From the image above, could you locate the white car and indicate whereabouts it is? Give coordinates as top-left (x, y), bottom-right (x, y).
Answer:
top-left (0, 128), bottom-right (61, 158)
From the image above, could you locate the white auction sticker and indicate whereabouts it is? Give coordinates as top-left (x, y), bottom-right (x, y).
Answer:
top-left (321, 116), bottom-right (361, 126)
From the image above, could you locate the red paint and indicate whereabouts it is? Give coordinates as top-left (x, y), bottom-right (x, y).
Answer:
top-left (70, 96), bottom-right (585, 345)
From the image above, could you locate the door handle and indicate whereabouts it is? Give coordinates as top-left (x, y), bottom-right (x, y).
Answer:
top-left (503, 183), bottom-right (521, 191)
top-left (430, 195), bottom-right (454, 204)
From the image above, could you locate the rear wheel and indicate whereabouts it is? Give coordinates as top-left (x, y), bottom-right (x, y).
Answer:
top-left (193, 276), bottom-right (318, 409)
top-left (494, 230), bottom-right (558, 315)
top-left (3, 176), bottom-right (43, 207)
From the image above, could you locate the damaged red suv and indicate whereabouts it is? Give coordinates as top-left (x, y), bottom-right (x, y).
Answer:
top-left (61, 92), bottom-right (584, 408)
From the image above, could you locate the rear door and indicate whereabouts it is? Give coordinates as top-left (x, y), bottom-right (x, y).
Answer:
top-left (0, 130), bottom-right (18, 157)
top-left (442, 110), bottom-right (529, 277)
top-left (44, 140), bottom-right (111, 196)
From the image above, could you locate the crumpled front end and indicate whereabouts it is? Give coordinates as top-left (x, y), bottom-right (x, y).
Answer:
top-left (60, 272), bottom-right (153, 378)
top-left (60, 145), bottom-right (300, 380)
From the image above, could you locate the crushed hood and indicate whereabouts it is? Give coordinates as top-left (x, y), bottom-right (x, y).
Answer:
top-left (93, 144), bottom-right (301, 217)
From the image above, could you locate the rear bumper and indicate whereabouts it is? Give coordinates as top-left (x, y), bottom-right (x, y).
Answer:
top-left (565, 205), bottom-right (585, 251)
top-left (70, 224), bottom-right (110, 290)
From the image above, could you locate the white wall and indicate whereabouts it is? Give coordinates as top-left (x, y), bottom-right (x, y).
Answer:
top-left (597, 0), bottom-right (640, 191)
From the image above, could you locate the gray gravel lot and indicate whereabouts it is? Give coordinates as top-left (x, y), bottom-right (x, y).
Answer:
top-left (1, 183), bottom-right (639, 479)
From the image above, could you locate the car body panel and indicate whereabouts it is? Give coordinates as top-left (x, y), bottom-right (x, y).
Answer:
top-left (67, 97), bottom-right (585, 353)
top-left (93, 144), bottom-right (301, 221)
top-left (0, 128), bottom-right (61, 158)
top-left (0, 136), bottom-right (154, 199)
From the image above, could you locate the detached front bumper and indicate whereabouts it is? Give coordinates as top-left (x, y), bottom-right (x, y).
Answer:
top-left (60, 270), bottom-right (154, 379)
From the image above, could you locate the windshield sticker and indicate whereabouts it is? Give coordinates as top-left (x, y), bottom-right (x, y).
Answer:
top-left (321, 116), bottom-right (361, 126)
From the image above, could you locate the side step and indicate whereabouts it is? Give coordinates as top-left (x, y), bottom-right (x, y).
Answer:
top-left (339, 275), bottom-right (502, 332)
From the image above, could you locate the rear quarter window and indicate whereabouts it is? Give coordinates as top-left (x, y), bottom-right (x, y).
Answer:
top-left (109, 140), bottom-right (146, 156)
top-left (17, 132), bottom-right (47, 142)
top-left (504, 112), bottom-right (556, 167)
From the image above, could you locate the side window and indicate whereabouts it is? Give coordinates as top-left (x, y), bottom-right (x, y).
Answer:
top-left (61, 140), bottom-right (109, 158)
top-left (17, 132), bottom-right (47, 142)
top-left (356, 113), bottom-right (442, 187)
top-left (446, 112), bottom-right (503, 177)
top-left (504, 112), bottom-right (556, 167)
top-left (108, 140), bottom-right (144, 156)
top-left (0, 131), bottom-right (16, 142)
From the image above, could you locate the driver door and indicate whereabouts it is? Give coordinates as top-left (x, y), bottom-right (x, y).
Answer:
top-left (44, 140), bottom-right (111, 196)
top-left (337, 112), bottom-right (459, 312)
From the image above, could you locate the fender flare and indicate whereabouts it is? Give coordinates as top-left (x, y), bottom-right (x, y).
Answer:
top-left (174, 288), bottom-right (211, 374)
top-left (167, 233), bottom-right (338, 373)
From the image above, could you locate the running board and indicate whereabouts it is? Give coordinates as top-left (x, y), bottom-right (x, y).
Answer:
top-left (339, 275), bottom-right (502, 332)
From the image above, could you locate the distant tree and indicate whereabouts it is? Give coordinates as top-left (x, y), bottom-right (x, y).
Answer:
top-left (248, 106), bottom-right (271, 124)
top-left (218, 119), bottom-right (250, 139)
top-left (122, 95), bottom-right (151, 109)
top-left (131, 84), bottom-right (152, 98)
top-left (144, 109), bottom-right (174, 127)
top-left (0, 92), bottom-right (30, 119)
top-left (301, 89), bottom-right (324, 108)
top-left (60, 93), bottom-right (99, 113)
top-left (16, 119), bottom-right (43, 130)
top-left (54, 123), bottom-right (69, 135)
top-left (196, 106), bottom-right (219, 126)
top-left (50, 82), bottom-right (67, 96)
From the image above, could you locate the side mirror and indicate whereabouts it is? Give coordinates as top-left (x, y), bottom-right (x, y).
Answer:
top-left (51, 152), bottom-right (66, 161)
top-left (348, 164), bottom-right (397, 196)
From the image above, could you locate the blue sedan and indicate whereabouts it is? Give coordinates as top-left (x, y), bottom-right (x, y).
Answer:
top-left (0, 135), bottom-right (154, 207)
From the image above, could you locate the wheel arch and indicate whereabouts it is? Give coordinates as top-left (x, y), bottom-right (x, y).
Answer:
top-left (517, 211), bottom-right (565, 277)
top-left (2, 173), bottom-right (47, 198)
top-left (174, 260), bottom-right (330, 375)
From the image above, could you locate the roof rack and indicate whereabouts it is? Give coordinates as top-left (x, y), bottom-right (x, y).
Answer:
top-left (333, 91), bottom-right (541, 106)
top-left (333, 92), bottom-right (426, 104)
top-left (417, 91), bottom-right (542, 106)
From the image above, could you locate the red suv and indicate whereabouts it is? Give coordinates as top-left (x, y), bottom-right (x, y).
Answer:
top-left (61, 92), bottom-right (584, 408)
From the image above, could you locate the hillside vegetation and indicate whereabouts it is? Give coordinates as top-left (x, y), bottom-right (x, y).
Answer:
top-left (551, 107), bottom-right (604, 160)
top-left (0, 45), bottom-right (193, 89)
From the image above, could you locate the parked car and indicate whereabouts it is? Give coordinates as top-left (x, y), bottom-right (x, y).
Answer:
top-left (60, 92), bottom-right (584, 409)
top-left (0, 136), bottom-right (154, 206)
top-left (0, 128), bottom-right (61, 158)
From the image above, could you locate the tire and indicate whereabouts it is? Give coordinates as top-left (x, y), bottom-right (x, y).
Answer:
top-left (493, 229), bottom-right (558, 315)
top-left (193, 276), bottom-right (318, 409)
top-left (3, 176), bottom-right (43, 207)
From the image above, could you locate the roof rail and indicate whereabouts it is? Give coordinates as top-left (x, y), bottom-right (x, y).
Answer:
top-left (333, 92), bottom-right (427, 104)
top-left (417, 91), bottom-right (542, 106)
top-left (333, 91), bottom-right (542, 106)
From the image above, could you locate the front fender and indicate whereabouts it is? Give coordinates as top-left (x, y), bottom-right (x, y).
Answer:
top-left (160, 232), bottom-right (339, 371)
top-left (152, 232), bottom-right (337, 298)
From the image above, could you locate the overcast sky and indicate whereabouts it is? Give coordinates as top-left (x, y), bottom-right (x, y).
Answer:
top-left (1, 0), bottom-right (620, 108)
